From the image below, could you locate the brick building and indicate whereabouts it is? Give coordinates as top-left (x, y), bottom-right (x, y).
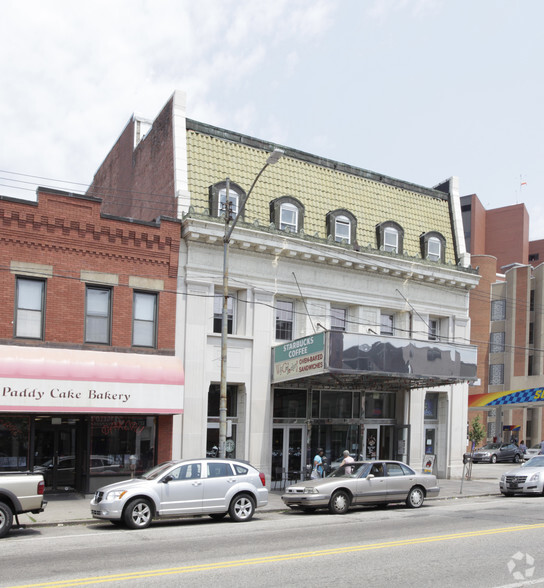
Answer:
top-left (85, 91), bottom-right (478, 479)
top-left (462, 194), bottom-right (544, 448)
top-left (0, 188), bottom-right (183, 492)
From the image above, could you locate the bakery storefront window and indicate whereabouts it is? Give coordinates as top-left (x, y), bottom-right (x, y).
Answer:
top-left (90, 416), bottom-right (156, 490)
top-left (0, 416), bottom-right (29, 471)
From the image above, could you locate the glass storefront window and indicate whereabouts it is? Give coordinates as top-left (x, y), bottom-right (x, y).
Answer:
top-left (273, 389), bottom-right (307, 418)
top-left (311, 391), bottom-right (362, 419)
top-left (207, 385), bottom-right (237, 417)
top-left (0, 416), bottom-right (29, 471)
top-left (365, 392), bottom-right (395, 419)
top-left (90, 416), bottom-right (156, 482)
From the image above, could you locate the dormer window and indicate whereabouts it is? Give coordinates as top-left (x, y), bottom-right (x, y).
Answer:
top-left (280, 202), bottom-right (298, 232)
top-left (270, 196), bottom-right (304, 233)
top-left (376, 221), bottom-right (404, 254)
top-left (326, 209), bottom-right (357, 244)
top-left (384, 227), bottom-right (398, 252)
top-left (420, 232), bottom-right (446, 263)
top-left (209, 181), bottom-right (246, 220)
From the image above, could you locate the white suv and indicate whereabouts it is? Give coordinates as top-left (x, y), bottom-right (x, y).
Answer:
top-left (90, 458), bottom-right (268, 529)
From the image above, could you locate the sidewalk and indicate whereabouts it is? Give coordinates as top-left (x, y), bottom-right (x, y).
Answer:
top-left (16, 471), bottom-right (502, 529)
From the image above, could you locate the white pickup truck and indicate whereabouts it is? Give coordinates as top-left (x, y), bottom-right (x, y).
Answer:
top-left (0, 472), bottom-right (46, 538)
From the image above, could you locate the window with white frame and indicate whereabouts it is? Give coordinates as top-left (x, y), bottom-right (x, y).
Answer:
top-left (218, 187), bottom-right (240, 218)
top-left (331, 307), bottom-right (346, 331)
top-left (213, 291), bottom-right (234, 334)
top-left (489, 363), bottom-right (504, 385)
top-left (15, 278), bottom-right (45, 339)
top-left (490, 331), bottom-right (505, 353)
top-left (132, 291), bottom-right (157, 347)
top-left (85, 286), bottom-right (111, 344)
top-left (384, 227), bottom-right (399, 253)
top-left (491, 299), bottom-right (506, 321)
top-left (275, 300), bottom-right (294, 340)
top-left (280, 202), bottom-right (298, 232)
top-left (334, 216), bottom-right (351, 243)
top-left (420, 231), bottom-right (446, 263)
top-left (380, 313), bottom-right (394, 335)
top-left (427, 237), bottom-right (441, 261)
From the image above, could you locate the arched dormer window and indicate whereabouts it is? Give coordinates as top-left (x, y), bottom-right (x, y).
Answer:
top-left (420, 231), bottom-right (446, 262)
top-left (326, 209), bottom-right (357, 244)
top-left (209, 181), bottom-right (246, 220)
top-left (376, 221), bottom-right (404, 254)
top-left (270, 196), bottom-right (304, 233)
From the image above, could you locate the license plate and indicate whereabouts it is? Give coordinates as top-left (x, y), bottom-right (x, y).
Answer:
top-left (508, 483), bottom-right (518, 489)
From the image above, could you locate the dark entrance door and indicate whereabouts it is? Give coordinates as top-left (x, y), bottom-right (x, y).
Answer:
top-left (34, 417), bottom-right (81, 492)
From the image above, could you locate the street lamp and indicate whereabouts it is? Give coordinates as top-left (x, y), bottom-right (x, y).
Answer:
top-left (219, 148), bottom-right (284, 458)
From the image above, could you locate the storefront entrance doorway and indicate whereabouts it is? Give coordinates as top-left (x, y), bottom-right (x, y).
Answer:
top-left (34, 417), bottom-right (82, 492)
top-left (363, 425), bottom-right (394, 460)
top-left (272, 426), bottom-right (305, 488)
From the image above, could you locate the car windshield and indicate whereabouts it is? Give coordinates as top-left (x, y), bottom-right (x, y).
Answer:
top-left (140, 461), bottom-right (177, 480)
top-left (328, 463), bottom-right (370, 478)
top-left (523, 456), bottom-right (544, 468)
top-left (481, 443), bottom-right (501, 450)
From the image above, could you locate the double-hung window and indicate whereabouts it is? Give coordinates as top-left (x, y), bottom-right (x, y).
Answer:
top-left (334, 216), bottom-right (351, 243)
top-left (132, 292), bottom-right (157, 347)
top-left (15, 278), bottom-right (45, 339)
top-left (427, 237), bottom-right (441, 261)
top-left (280, 203), bottom-right (298, 232)
top-left (380, 313), bottom-right (394, 335)
top-left (276, 300), bottom-right (294, 340)
top-left (218, 187), bottom-right (240, 218)
top-left (213, 292), bottom-right (234, 334)
top-left (85, 287), bottom-right (111, 344)
top-left (331, 307), bottom-right (346, 331)
top-left (428, 318), bottom-right (439, 341)
top-left (384, 227), bottom-right (399, 253)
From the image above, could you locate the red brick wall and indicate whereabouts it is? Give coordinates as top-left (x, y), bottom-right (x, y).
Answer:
top-left (0, 188), bottom-right (180, 352)
top-left (156, 415), bottom-right (173, 462)
top-left (529, 239), bottom-right (544, 267)
top-left (87, 97), bottom-right (176, 221)
top-left (485, 205), bottom-right (529, 271)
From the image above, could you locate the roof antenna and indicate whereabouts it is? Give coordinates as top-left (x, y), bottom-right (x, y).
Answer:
top-left (293, 271), bottom-right (316, 333)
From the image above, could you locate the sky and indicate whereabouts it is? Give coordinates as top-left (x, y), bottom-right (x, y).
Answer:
top-left (1, 0), bottom-right (543, 238)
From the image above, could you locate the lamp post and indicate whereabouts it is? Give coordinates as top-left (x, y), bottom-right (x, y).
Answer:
top-left (219, 148), bottom-right (284, 459)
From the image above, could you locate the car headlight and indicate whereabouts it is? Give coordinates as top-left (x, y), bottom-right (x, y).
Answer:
top-left (303, 487), bottom-right (319, 494)
top-left (105, 490), bottom-right (128, 501)
top-left (530, 473), bottom-right (540, 482)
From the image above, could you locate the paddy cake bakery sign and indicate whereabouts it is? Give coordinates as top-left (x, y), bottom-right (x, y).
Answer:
top-left (0, 346), bottom-right (184, 414)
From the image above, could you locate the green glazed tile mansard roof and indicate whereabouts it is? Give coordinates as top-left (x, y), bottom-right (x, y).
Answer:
top-left (185, 120), bottom-right (456, 265)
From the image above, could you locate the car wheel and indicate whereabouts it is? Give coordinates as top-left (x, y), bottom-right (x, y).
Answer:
top-left (209, 512), bottom-right (228, 520)
top-left (329, 490), bottom-right (351, 514)
top-left (490, 455), bottom-right (497, 464)
top-left (406, 486), bottom-right (425, 509)
top-left (229, 494), bottom-right (255, 522)
top-left (514, 454), bottom-right (521, 463)
top-left (123, 498), bottom-right (153, 529)
top-left (0, 501), bottom-right (14, 539)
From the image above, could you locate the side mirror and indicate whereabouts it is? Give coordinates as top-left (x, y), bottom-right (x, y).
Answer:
top-left (367, 473), bottom-right (375, 479)
top-left (162, 475), bottom-right (174, 483)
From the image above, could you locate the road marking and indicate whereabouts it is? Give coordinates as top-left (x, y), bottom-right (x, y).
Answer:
top-left (8, 522), bottom-right (544, 587)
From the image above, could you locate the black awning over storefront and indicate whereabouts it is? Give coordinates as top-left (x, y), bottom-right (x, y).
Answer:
top-left (272, 330), bottom-right (477, 391)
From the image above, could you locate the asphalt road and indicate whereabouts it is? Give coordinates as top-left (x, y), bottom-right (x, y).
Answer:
top-left (2, 494), bottom-right (544, 588)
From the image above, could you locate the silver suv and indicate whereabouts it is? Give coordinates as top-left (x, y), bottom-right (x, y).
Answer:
top-left (90, 458), bottom-right (268, 529)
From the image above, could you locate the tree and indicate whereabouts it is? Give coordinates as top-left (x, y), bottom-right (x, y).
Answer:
top-left (468, 415), bottom-right (486, 449)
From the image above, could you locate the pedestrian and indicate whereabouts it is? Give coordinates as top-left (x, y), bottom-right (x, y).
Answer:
top-left (312, 448), bottom-right (325, 478)
top-left (340, 450), bottom-right (355, 475)
top-left (519, 440), bottom-right (527, 453)
top-left (540, 439), bottom-right (544, 455)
